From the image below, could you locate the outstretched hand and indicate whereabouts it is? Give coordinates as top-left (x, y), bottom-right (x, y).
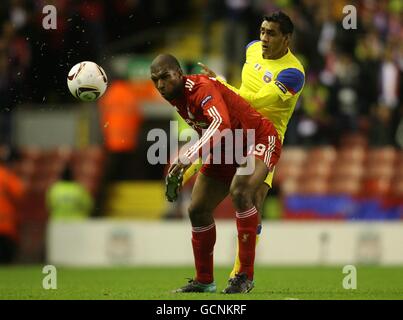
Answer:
top-left (198, 62), bottom-right (216, 78)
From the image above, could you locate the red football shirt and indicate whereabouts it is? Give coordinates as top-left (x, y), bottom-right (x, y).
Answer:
top-left (170, 75), bottom-right (274, 162)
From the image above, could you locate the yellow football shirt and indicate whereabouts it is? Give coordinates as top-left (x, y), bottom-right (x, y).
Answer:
top-left (220, 40), bottom-right (305, 143)
top-left (218, 40), bottom-right (305, 187)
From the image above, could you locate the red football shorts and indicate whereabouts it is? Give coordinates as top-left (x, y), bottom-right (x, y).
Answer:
top-left (200, 120), bottom-right (282, 184)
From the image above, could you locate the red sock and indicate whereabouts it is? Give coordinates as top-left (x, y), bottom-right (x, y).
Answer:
top-left (192, 223), bottom-right (216, 284)
top-left (236, 206), bottom-right (258, 280)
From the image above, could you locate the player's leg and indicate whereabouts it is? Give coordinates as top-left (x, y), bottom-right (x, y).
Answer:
top-left (222, 157), bottom-right (269, 293)
top-left (229, 181), bottom-right (270, 278)
top-left (174, 172), bottom-right (229, 293)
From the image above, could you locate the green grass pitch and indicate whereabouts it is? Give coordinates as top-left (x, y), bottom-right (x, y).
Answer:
top-left (0, 266), bottom-right (402, 300)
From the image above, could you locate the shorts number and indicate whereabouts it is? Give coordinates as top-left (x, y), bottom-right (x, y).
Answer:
top-left (253, 143), bottom-right (266, 156)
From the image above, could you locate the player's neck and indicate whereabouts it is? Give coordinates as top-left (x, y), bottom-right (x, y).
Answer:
top-left (264, 48), bottom-right (289, 60)
top-left (171, 87), bottom-right (185, 102)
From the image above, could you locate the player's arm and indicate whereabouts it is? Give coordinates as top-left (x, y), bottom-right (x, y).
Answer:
top-left (198, 62), bottom-right (241, 94)
top-left (168, 81), bottom-right (232, 171)
top-left (198, 62), bottom-right (305, 111)
top-left (166, 83), bottom-right (231, 202)
top-left (198, 62), bottom-right (216, 78)
top-left (183, 81), bottom-right (232, 163)
top-left (239, 68), bottom-right (305, 110)
top-left (185, 62), bottom-right (228, 186)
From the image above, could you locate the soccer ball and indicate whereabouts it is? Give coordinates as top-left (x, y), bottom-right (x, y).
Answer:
top-left (67, 61), bottom-right (108, 101)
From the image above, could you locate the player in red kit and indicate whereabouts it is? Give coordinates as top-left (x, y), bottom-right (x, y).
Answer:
top-left (150, 54), bottom-right (281, 293)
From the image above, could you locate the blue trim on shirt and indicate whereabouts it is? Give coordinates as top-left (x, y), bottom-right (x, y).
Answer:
top-left (276, 68), bottom-right (305, 94)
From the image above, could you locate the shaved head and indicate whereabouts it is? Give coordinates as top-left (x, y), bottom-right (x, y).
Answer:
top-left (150, 54), bottom-right (184, 101)
top-left (150, 54), bottom-right (182, 73)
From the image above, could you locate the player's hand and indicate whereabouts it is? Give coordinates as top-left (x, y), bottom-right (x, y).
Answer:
top-left (165, 161), bottom-right (191, 202)
top-left (168, 161), bottom-right (191, 178)
top-left (165, 173), bottom-right (183, 202)
top-left (198, 62), bottom-right (216, 78)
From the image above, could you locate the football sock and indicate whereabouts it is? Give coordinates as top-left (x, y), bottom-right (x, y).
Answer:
top-left (235, 207), bottom-right (258, 280)
top-left (230, 224), bottom-right (261, 279)
top-left (192, 223), bottom-right (216, 284)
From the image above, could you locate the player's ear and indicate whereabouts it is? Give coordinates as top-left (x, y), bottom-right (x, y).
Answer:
top-left (284, 33), bottom-right (291, 46)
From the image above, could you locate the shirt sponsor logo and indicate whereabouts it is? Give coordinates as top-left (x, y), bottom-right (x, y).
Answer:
top-left (200, 95), bottom-right (212, 108)
top-left (274, 80), bottom-right (287, 93)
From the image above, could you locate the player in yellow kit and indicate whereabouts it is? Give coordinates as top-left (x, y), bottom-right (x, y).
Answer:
top-left (167, 11), bottom-right (305, 281)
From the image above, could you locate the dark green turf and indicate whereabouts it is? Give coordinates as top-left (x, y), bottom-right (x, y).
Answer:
top-left (0, 266), bottom-right (402, 300)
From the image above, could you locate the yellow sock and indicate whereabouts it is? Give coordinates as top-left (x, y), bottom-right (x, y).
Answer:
top-left (182, 159), bottom-right (202, 185)
top-left (229, 233), bottom-right (260, 279)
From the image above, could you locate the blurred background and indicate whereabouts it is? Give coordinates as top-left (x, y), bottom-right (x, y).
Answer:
top-left (0, 0), bottom-right (402, 267)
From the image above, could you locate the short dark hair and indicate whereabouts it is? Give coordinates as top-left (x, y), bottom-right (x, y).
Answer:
top-left (264, 11), bottom-right (294, 35)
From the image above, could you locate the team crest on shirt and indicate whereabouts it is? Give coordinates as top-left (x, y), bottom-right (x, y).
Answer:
top-left (263, 71), bottom-right (273, 83)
